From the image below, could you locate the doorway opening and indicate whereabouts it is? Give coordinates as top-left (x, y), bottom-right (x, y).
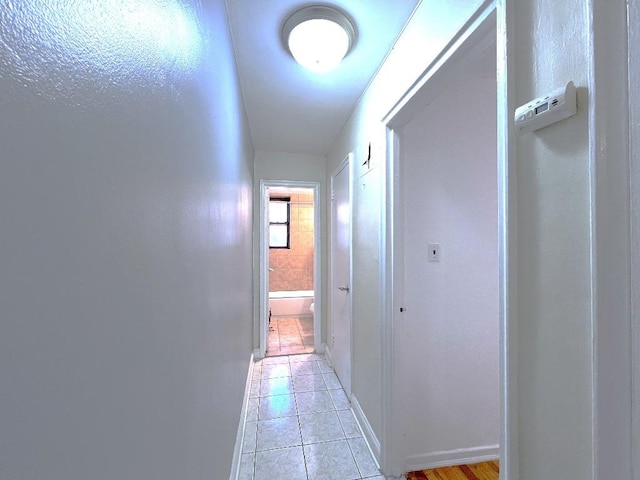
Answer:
top-left (259, 181), bottom-right (322, 358)
top-left (381, 7), bottom-right (503, 477)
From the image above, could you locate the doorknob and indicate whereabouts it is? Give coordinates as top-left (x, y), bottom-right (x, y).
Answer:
top-left (337, 285), bottom-right (350, 292)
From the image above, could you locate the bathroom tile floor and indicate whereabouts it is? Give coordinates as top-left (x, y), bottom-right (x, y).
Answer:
top-left (239, 353), bottom-right (384, 480)
top-left (267, 316), bottom-right (315, 357)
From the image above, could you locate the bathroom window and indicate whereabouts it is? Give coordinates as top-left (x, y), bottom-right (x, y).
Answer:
top-left (269, 197), bottom-right (290, 248)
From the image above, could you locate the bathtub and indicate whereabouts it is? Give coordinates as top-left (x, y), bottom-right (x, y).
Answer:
top-left (269, 290), bottom-right (314, 318)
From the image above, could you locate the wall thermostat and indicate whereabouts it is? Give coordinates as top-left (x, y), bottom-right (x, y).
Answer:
top-left (514, 81), bottom-right (577, 134)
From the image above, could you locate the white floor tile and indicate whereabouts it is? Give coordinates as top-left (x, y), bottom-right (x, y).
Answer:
top-left (256, 415), bottom-right (302, 451)
top-left (316, 358), bottom-right (334, 373)
top-left (260, 376), bottom-right (294, 396)
top-left (254, 446), bottom-right (307, 480)
top-left (322, 372), bottom-right (343, 390)
top-left (299, 410), bottom-right (345, 444)
top-left (328, 388), bottom-right (351, 410)
top-left (238, 452), bottom-right (255, 480)
top-left (247, 398), bottom-right (259, 422)
top-left (261, 363), bottom-right (292, 379)
top-left (291, 360), bottom-right (321, 376)
top-left (295, 390), bottom-right (335, 415)
top-left (304, 440), bottom-right (360, 480)
top-left (244, 354), bottom-right (373, 480)
top-left (261, 356), bottom-right (290, 366)
top-left (337, 409), bottom-right (363, 439)
top-left (243, 421), bottom-right (257, 454)
top-left (259, 393), bottom-right (297, 420)
top-left (249, 378), bottom-right (261, 398)
top-left (293, 373), bottom-right (327, 393)
top-left (289, 353), bottom-right (317, 363)
top-left (348, 437), bottom-right (380, 478)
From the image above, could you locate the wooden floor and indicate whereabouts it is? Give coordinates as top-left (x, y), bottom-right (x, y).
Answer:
top-left (406, 461), bottom-right (499, 480)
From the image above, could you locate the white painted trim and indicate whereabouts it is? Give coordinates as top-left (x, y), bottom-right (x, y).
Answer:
top-left (380, 126), bottom-right (401, 475)
top-left (351, 393), bottom-right (381, 463)
top-left (258, 180), bottom-right (322, 358)
top-left (329, 154), bottom-right (353, 396)
top-left (347, 154), bottom-right (354, 397)
top-left (383, 2), bottom-right (497, 128)
top-left (381, 3), bottom-right (504, 478)
top-left (497, 1), bottom-right (518, 479)
top-left (627, 1), bottom-right (640, 480)
top-left (259, 181), bottom-right (269, 359)
top-left (229, 352), bottom-right (254, 480)
top-left (628, 2), bottom-right (640, 479)
top-left (404, 445), bottom-right (500, 473)
top-left (589, 2), bottom-right (633, 479)
top-left (312, 183), bottom-right (323, 354)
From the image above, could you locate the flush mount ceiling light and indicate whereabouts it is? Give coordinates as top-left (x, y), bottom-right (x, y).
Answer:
top-left (281, 5), bottom-right (356, 73)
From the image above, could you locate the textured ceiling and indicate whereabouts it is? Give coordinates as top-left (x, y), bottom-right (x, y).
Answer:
top-left (225, 0), bottom-right (420, 156)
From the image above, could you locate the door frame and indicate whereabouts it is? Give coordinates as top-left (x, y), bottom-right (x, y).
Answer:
top-left (591, 0), bottom-right (634, 477)
top-left (328, 153), bottom-right (353, 396)
top-left (258, 180), bottom-right (322, 359)
top-left (380, 5), bottom-right (509, 477)
top-left (627, 1), bottom-right (639, 478)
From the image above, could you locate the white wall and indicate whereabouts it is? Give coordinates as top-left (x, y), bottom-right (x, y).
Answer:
top-left (399, 51), bottom-right (499, 469)
top-left (255, 151), bottom-right (327, 183)
top-left (326, 1), bottom-right (490, 465)
top-left (0, 2), bottom-right (254, 479)
top-left (510, 2), bottom-right (594, 478)
top-left (253, 151), bottom-right (327, 348)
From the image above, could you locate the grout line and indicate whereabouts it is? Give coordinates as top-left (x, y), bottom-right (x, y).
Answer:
top-left (293, 380), bottom-right (310, 480)
top-left (251, 450), bottom-right (257, 480)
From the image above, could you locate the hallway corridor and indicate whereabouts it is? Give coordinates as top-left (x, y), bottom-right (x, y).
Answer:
top-left (238, 354), bottom-right (383, 480)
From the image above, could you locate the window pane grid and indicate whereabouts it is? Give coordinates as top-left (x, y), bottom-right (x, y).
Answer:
top-left (269, 198), bottom-right (290, 249)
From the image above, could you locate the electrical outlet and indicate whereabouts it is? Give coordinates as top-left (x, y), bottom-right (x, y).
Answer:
top-left (428, 243), bottom-right (440, 262)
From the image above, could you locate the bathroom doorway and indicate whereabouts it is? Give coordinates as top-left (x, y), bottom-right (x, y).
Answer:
top-left (259, 181), bottom-right (322, 358)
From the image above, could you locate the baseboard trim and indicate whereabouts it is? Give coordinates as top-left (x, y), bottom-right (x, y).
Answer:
top-left (229, 352), bottom-right (255, 480)
top-left (405, 445), bottom-right (499, 472)
top-left (351, 393), bottom-right (381, 463)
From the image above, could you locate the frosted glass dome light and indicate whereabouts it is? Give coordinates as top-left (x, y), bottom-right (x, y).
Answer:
top-left (282, 6), bottom-right (356, 73)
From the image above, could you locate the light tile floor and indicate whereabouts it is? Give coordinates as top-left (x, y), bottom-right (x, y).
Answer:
top-left (239, 353), bottom-right (384, 480)
top-left (267, 316), bottom-right (315, 357)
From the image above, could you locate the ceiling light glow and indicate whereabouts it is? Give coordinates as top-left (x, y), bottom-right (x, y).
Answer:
top-left (282, 6), bottom-right (356, 73)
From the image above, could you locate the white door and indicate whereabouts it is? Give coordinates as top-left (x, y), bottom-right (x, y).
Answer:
top-left (331, 157), bottom-right (351, 395)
